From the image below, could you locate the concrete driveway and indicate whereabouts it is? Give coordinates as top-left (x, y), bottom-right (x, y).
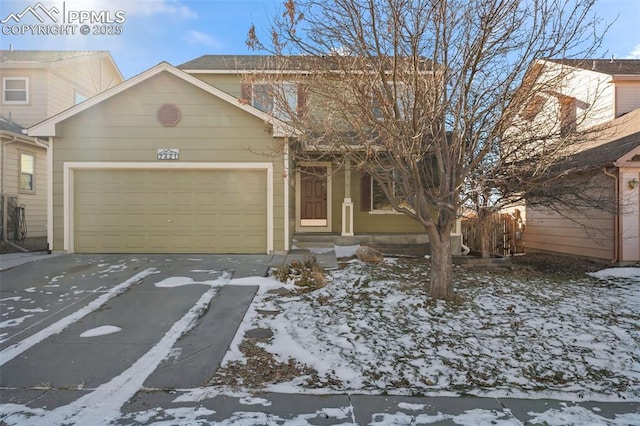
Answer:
top-left (0, 254), bottom-right (269, 413)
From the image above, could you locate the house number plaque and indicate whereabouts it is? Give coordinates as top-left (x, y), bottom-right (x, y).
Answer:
top-left (157, 148), bottom-right (179, 160)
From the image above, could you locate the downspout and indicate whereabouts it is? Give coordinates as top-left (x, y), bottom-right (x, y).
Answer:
top-left (603, 166), bottom-right (619, 263)
top-left (283, 138), bottom-right (290, 252)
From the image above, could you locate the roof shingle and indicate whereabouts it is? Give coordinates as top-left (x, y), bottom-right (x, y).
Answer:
top-left (544, 58), bottom-right (640, 75)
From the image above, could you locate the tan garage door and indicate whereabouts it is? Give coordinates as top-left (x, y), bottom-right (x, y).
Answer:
top-left (74, 169), bottom-right (267, 253)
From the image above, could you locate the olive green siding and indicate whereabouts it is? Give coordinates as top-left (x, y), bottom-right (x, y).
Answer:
top-left (327, 168), bottom-right (425, 234)
top-left (51, 70), bottom-right (285, 253)
top-left (191, 74), bottom-right (244, 98)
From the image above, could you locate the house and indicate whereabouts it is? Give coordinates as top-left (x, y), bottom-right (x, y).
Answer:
top-left (28, 56), bottom-right (429, 255)
top-left (521, 59), bottom-right (640, 263)
top-left (1, 50), bottom-right (123, 250)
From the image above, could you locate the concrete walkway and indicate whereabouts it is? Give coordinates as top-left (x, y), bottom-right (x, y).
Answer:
top-left (117, 391), bottom-right (639, 424)
top-left (0, 251), bottom-right (62, 272)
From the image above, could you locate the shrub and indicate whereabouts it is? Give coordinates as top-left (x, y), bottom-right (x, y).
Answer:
top-left (272, 257), bottom-right (326, 289)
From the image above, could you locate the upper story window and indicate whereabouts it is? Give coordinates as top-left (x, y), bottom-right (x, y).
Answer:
top-left (3, 77), bottom-right (29, 104)
top-left (19, 152), bottom-right (35, 193)
top-left (242, 82), bottom-right (302, 121)
top-left (74, 89), bottom-right (88, 105)
top-left (371, 82), bottom-right (413, 121)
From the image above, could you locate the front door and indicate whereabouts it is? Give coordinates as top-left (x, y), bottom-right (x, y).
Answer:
top-left (300, 166), bottom-right (328, 227)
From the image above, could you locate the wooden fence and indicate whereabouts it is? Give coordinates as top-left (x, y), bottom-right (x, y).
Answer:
top-left (461, 213), bottom-right (524, 256)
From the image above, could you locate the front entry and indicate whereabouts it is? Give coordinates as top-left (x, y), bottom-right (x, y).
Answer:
top-left (297, 164), bottom-right (332, 232)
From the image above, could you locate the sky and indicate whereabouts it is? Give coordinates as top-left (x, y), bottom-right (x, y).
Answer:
top-left (1, 0), bottom-right (639, 79)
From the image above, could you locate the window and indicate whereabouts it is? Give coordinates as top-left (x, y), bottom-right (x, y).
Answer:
top-left (3, 77), bottom-right (29, 104)
top-left (19, 153), bottom-right (35, 193)
top-left (371, 178), bottom-right (394, 210)
top-left (74, 90), bottom-right (88, 105)
top-left (242, 82), bottom-right (301, 121)
top-left (360, 172), bottom-right (399, 213)
top-left (371, 82), bottom-right (412, 121)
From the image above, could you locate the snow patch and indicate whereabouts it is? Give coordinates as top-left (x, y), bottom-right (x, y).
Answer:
top-left (334, 244), bottom-right (361, 258)
top-left (239, 397), bottom-right (272, 406)
top-left (80, 325), bottom-right (122, 338)
top-left (588, 267), bottom-right (640, 281)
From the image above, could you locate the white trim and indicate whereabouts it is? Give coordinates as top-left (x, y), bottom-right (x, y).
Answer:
top-left (3, 77), bottom-right (29, 105)
top-left (341, 198), bottom-right (354, 236)
top-left (28, 62), bottom-right (296, 138)
top-left (283, 141), bottom-right (290, 251)
top-left (295, 162), bottom-right (332, 233)
top-left (63, 162), bottom-right (274, 254)
top-left (47, 137), bottom-right (53, 250)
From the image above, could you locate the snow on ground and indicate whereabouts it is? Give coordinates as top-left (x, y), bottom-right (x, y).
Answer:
top-left (226, 260), bottom-right (640, 401)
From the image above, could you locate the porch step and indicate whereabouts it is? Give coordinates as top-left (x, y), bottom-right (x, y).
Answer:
top-left (291, 240), bottom-right (335, 250)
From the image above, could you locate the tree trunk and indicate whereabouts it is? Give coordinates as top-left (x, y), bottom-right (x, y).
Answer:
top-left (429, 232), bottom-right (454, 300)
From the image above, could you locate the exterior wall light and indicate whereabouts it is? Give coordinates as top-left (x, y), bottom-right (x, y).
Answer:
top-left (629, 178), bottom-right (639, 190)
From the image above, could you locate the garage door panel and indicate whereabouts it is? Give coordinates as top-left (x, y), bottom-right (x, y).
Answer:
top-left (74, 169), bottom-right (268, 253)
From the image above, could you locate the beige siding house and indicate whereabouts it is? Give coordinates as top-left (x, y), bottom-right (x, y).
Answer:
top-left (0, 50), bottom-right (122, 249)
top-left (523, 108), bottom-right (640, 263)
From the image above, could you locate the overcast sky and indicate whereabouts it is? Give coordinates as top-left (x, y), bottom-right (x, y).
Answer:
top-left (1, 0), bottom-right (639, 78)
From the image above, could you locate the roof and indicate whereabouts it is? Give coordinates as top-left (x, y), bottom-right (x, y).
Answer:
top-left (178, 54), bottom-right (435, 73)
top-left (0, 115), bottom-right (26, 134)
top-left (1, 50), bottom-right (105, 63)
top-left (0, 115), bottom-right (47, 143)
top-left (27, 62), bottom-right (294, 138)
top-left (557, 108), bottom-right (640, 170)
top-left (179, 55), bottom-right (294, 71)
top-left (544, 59), bottom-right (640, 75)
top-left (0, 50), bottom-right (123, 82)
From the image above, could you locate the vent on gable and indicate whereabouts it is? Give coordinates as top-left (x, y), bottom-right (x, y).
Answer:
top-left (157, 103), bottom-right (181, 127)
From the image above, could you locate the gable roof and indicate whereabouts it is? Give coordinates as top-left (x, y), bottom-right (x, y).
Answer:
top-left (27, 61), bottom-right (294, 138)
top-left (557, 108), bottom-right (640, 170)
top-left (544, 59), bottom-right (640, 75)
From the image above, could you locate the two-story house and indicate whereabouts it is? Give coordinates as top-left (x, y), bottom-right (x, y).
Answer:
top-left (27, 56), bottom-right (429, 255)
top-left (1, 50), bottom-right (122, 250)
top-left (520, 59), bottom-right (640, 263)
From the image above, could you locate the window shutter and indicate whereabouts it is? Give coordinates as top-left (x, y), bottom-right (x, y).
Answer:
top-left (241, 82), bottom-right (252, 105)
top-left (297, 84), bottom-right (307, 118)
top-left (360, 173), bottom-right (371, 212)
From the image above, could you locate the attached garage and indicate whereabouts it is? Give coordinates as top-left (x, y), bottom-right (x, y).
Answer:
top-left (28, 63), bottom-right (290, 254)
top-left (72, 167), bottom-right (270, 254)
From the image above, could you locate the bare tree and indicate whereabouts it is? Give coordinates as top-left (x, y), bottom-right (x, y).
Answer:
top-left (247, 0), bottom-right (604, 300)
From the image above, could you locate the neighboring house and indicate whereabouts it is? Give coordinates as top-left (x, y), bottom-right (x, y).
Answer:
top-left (28, 57), bottom-right (429, 255)
top-left (0, 50), bottom-right (123, 249)
top-left (521, 58), bottom-right (640, 263)
top-left (534, 58), bottom-right (640, 131)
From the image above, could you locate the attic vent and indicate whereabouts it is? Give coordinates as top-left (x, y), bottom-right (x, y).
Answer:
top-left (157, 103), bottom-right (181, 127)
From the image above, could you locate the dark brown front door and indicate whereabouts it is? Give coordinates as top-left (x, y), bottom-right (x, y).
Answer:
top-left (300, 166), bottom-right (327, 225)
